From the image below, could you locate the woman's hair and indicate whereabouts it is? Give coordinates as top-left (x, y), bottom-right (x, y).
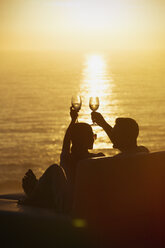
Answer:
top-left (70, 123), bottom-right (94, 150)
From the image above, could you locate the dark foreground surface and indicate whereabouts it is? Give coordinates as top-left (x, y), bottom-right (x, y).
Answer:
top-left (0, 151), bottom-right (165, 248)
top-left (0, 197), bottom-right (95, 248)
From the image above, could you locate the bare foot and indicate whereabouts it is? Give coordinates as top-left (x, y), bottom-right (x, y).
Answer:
top-left (22, 169), bottom-right (38, 196)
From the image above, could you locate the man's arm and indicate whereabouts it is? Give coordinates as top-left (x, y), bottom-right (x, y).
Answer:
top-left (91, 112), bottom-right (113, 140)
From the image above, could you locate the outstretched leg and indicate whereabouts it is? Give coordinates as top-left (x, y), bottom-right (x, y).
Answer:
top-left (19, 164), bottom-right (68, 213)
top-left (37, 164), bottom-right (68, 212)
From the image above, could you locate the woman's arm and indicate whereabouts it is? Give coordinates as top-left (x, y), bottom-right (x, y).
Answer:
top-left (61, 107), bottom-right (78, 157)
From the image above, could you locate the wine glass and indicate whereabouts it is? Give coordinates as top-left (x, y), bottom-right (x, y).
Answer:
top-left (71, 95), bottom-right (82, 112)
top-left (89, 96), bottom-right (99, 125)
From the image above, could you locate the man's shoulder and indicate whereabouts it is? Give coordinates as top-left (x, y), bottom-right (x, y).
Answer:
top-left (114, 146), bottom-right (149, 158)
top-left (89, 152), bottom-right (105, 158)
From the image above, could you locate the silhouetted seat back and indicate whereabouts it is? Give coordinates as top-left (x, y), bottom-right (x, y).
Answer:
top-left (73, 151), bottom-right (165, 247)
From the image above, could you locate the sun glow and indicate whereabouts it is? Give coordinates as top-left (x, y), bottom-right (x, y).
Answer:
top-left (1, 0), bottom-right (164, 51)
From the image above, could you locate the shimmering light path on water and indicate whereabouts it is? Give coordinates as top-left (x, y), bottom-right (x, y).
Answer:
top-left (0, 50), bottom-right (164, 193)
top-left (79, 54), bottom-right (115, 149)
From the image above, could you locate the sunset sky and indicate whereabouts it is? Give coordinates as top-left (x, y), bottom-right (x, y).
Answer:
top-left (0, 0), bottom-right (164, 51)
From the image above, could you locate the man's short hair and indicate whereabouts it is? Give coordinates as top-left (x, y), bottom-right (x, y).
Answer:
top-left (116, 117), bottom-right (139, 140)
top-left (111, 118), bottom-right (139, 149)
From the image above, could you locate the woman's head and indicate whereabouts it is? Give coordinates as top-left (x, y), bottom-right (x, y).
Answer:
top-left (70, 123), bottom-right (95, 151)
top-left (110, 117), bottom-right (139, 151)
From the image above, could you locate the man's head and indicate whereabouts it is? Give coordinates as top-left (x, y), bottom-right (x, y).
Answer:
top-left (110, 118), bottom-right (139, 151)
top-left (71, 123), bottom-right (95, 150)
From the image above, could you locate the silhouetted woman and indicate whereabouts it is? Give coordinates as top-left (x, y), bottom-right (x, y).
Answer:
top-left (19, 107), bottom-right (104, 213)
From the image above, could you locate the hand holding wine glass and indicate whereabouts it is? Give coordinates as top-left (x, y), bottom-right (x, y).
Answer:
top-left (89, 96), bottom-right (99, 125)
top-left (71, 95), bottom-right (82, 112)
top-left (71, 95), bottom-right (82, 122)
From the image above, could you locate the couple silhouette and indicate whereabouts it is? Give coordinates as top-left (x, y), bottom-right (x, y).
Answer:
top-left (19, 107), bottom-right (149, 213)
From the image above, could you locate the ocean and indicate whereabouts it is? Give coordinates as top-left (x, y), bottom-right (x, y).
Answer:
top-left (0, 49), bottom-right (164, 193)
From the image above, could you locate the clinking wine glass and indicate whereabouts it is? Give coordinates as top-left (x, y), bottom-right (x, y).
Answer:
top-left (89, 96), bottom-right (99, 125)
top-left (71, 95), bottom-right (82, 122)
top-left (71, 95), bottom-right (82, 111)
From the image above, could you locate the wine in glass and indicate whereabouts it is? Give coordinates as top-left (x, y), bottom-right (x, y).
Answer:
top-left (71, 95), bottom-right (82, 112)
top-left (89, 96), bottom-right (99, 125)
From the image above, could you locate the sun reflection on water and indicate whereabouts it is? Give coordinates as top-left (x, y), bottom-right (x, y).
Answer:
top-left (79, 53), bottom-right (116, 150)
top-left (82, 54), bottom-right (112, 97)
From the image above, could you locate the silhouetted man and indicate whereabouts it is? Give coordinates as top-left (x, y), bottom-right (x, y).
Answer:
top-left (91, 112), bottom-right (149, 155)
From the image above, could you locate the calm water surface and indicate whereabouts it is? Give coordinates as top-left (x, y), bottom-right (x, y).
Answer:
top-left (0, 50), bottom-right (164, 193)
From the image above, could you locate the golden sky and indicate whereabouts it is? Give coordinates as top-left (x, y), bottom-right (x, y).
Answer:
top-left (0, 0), bottom-right (165, 51)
